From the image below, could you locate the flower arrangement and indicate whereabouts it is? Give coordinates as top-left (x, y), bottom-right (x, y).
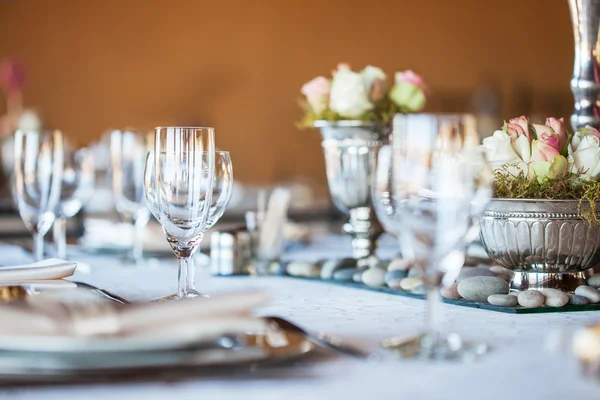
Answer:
top-left (297, 63), bottom-right (428, 128)
top-left (482, 115), bottom-right (600, 222)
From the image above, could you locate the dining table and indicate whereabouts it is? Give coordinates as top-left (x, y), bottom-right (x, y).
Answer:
top-left (0, 230), bottom-right (598, 400)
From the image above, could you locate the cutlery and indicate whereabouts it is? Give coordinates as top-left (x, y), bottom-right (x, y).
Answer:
top-left (265, 316), bottom-right (371, 359)
top-left (73, 281), bottom-right (130, 304)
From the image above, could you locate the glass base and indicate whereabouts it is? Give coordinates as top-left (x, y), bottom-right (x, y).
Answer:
top-left (381, 333), bottom-right (488, 361)
top-left (152, 289), bottom-right (209, 302)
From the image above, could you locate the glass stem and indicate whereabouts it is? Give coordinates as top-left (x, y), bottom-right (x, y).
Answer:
top-left (425, 285), bottom-right (442, 341)
top-left (53, 216), bottom-right (67, 259)
top-left (177, 256), bottom-right (194, 297)
top-left (33, 232), bottom-right (44, 261)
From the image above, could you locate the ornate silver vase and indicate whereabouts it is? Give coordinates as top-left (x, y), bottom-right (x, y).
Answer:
top-left (569, 0), bottom-right (600, 130)
top-left (314, 120), bottom-right (389, 260)
top-left (480, 199), bottom-right (600, 290)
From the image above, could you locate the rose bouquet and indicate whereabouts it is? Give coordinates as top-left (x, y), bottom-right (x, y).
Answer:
top-left (482, 115), bottom-right (600, 221)
top-left (297, 63), bottom-right (428, 128)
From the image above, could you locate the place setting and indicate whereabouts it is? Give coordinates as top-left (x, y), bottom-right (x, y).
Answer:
top-left (3, 1), bottom-right (600, 397)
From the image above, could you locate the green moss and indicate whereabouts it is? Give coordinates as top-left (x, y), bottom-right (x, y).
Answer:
top-left (493, 166), bottom-right (600, 225)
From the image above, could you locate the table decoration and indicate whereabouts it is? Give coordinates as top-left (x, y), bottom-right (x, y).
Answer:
top-left (297, 64), bottom-right (428, 262)
top-left (480, 116), bottom-right (600, 290)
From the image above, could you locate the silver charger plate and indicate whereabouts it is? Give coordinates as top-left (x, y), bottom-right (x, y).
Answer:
top-left (0, 330), bottom-right (314, 384)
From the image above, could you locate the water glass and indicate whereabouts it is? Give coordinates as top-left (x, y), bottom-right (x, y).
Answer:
top-left (12, 129), bottom-right (64, 261)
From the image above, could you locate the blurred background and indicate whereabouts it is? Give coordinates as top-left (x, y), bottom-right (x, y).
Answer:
top-left (0, 0), bottom-right (573, 189)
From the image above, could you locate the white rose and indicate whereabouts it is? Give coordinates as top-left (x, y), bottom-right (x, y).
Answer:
top-left (568, 131), bottom-right (600, 178)
top-left (482, 130), bottom-right (528, 174)
top-left (329, 66), bottom-right (373, 118)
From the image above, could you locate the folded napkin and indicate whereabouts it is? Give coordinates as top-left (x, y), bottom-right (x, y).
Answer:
top-left (0, 258), bottom-right (77, 283)
top-left (0, 289), bottom-right (271, 345)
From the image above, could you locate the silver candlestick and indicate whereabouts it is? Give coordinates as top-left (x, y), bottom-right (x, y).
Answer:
top-left (569, 0), bottom-right (600, 130)
top-left (314, 120), bottom-right (388, 260)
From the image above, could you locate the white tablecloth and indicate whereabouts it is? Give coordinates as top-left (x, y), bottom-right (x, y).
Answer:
top-left (0, 236), bottom-right (599, 400)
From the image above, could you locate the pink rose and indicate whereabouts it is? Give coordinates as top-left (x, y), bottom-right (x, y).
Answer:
top-left (506, 123), bottom-right (527, 141)
top-left (531, 139), bottom-right (560, 162)
top-left (301, 76), bottom-right (330, 114)
top-left (0, 59), bottom-right (25, 96)
top-left (532, 123), bottom-right (563, 153)
top-left (508, 116), bottom-right (532, 141)
top-left (545, 117), bottom-right (567, 151)
top-left (395, 70), bottom-right (428, 92)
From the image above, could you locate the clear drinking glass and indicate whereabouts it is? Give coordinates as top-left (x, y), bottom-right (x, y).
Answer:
top-left (143, 127), bottom-right (215, 301)
top-left (53, 146), bottom-right (95, 259)
top-left (378, 113), bottom-right (492, 360)
top-left (12, 129), bottom-right (64, 261)
top-left (110, 129), bottom-right (151, 264)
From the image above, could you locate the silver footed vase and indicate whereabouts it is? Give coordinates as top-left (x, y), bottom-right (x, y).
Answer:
top-left (569, 0), bottom-right (600, 130)
top-left (314, 120), bottom-right (388, 260)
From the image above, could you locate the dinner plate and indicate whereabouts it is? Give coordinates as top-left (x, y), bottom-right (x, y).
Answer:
top-left (0, 330), bottom-right (313, 384)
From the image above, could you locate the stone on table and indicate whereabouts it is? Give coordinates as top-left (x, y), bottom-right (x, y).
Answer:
top-left (456, 276), bottom-right (510, 302)
top-left (407, 268), bottom-right (423, 278)
top-left (487, 294), bottom-right (518, 307)
top-left (568, 293), bottom-right (590, 305)
top-left (411, 284), bottom-right (427, 295)
top-left (540, 288), bottom-right (569, 307)
top-left (361, 267), bottom-right (387, 288)
top-left (440, 283), bottom-right (461, 300)
top-left (517, 290), bottom-right (545, 308)
top-left (574, 285), bottom-right (600, 303)
top-left (286, 262), bottom-right (320, 278)
top-left (320, 258), bottom-right (355, 280)
top-left (387, 259), bottom-right (412, 271)
top-left (399, 277), bottom-right (424, 291)
top-left (587, 273), bottom-right (600, 288)
top-left (332, 268), bottom-right (359, 282)
top-left (352, 267), bottom-right (368, 283)
top-left (385, 269), bottom-right (408, 285)
top-left (387, 278), bottom-right (403, 290)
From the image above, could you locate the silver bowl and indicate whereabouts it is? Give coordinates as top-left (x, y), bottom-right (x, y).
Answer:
top-left (480, 199), bottom-right (600, 290)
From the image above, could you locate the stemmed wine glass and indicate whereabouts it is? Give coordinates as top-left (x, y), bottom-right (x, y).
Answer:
top-left (143, 127), bottom-right (216, 301)
top-left (110, 129), bottom-right (151, 264)
top-left (12, 129), bottom-right (64, 261)
top-left (53, 145), bottom-right (95, 259)
top-left (375, 113), bottom-right (492, 360)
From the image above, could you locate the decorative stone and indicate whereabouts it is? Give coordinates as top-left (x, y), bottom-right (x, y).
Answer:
top-left (587, 274), bottom-right (600, 288)
top-left (352, 267), bottom-right (368, 283)
top-left (457, 276), bottom-right (510, 302)
top-left (540, 288), bottom-right (569, 307)
top-left (574, 285), bottom-right (600, 303)
top-left (568, 293), bottom-right (590, 305)
top-left (385, 269), bottom-right (408, 285)
top-left (361, 268), bottom-right (387, 288)
top-left (332, 268), bottom-right (359, 282)
top-left (412, 284), bottom-right (427, 295)
top-left (489, 266), bottom-right (514, 282)
top-left (357, 256), bottom-right (379, 269)
top-left (286, 262), bottom-right (320, 278)
top-left (407, 268), bottom-right (423, 278)
top-left (400, 277), bottom-right (424, 291)
top-left (320, 258), bottom-right (355, 280)
top-left (387, 279), bottom-right (403, 290)
top-left (517, 290), bottom-right (545, 308)
top-left (456, 267), bottom-right (494, 282)
top-left (387, 259), bottom-right (412, 271)
top-left (440, 283), bottom-right (461, 300)
top-left (487, 294), bottom-right (518, 307)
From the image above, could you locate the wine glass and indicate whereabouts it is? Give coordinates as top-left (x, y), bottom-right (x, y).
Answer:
top-left (110, 129), bottom-right (151, 264)
top-left (53, 145), bottom-right (95, 259)
top-left (12, 129), bottom-right (64, 261)
top-left (143, 127), bottom-right (215, 301)
top-left (145, 150), bottom-right (233, 290)
top-left (378, 113), bottom-right (491, 360)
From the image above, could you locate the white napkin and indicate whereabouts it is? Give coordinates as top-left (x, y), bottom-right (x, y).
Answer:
top-left (0, 289), bottom-right (271, 343)
top-left (0, 258), bottom-right (77, 283)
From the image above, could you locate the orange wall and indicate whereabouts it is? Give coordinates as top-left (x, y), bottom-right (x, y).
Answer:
top-left (0, 0), bottom-right (574, 185)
